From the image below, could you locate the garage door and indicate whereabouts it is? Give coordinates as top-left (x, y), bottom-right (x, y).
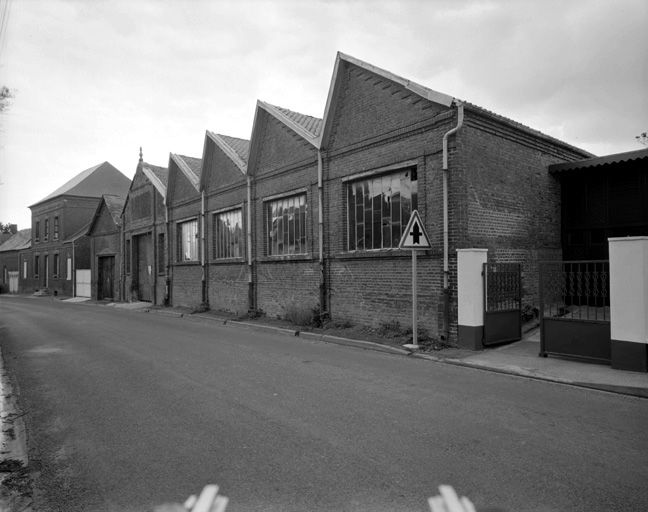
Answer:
top-left (76, 269), bottom-right (91, 298)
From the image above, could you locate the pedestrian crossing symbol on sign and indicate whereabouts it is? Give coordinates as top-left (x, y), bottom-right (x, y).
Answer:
top-left (399, 210), bottom-right (432, 249)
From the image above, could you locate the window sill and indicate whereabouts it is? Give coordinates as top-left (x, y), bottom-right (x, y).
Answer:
top-left (174, 261), bottom-right (201, 266)
top-left (258, 254), bottom-right (314, 263)
top-left (209, 258), bottom-right (246, 265)
top-left (334, 248), bottom-right (435, 260)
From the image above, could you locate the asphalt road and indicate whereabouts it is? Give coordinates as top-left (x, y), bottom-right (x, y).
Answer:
top-left (1, 296), bottom-right (647, 512)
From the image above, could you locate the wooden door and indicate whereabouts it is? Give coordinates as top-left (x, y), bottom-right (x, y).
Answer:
top-left (136, 234), bottom-right (152, 302)
top-left (98, 256), bottom-right (115, 300)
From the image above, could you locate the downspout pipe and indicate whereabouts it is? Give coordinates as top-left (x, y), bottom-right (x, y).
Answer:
top-left (165, 199), bottom-right (171, 306)
top-left (442, 100), bottom-right (464, 337)
top-left (317, 149), bottom-right (326, 316)
top-left (201, 190), bottom-right (207, 306)
top-left (246, 174), bottom-right (254, 313)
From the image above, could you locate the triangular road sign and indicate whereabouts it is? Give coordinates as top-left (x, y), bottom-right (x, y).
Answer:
top-left (399, 210), bottom-right (432, 249)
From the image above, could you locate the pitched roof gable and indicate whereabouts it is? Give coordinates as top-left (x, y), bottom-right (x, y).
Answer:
top-left (0, 229), bottom-right (31, 252)
top-left (31, 161), bottom-right (131, 207)
top-left (319, 52), bottom-right (590, 157)
top-left (247, 102), bottom-right (323, 174)
top-left (170, 154), bottom-right (202, 193)
top-left (320, 52), bottom-right (455, 147)
top-left (103, 195), bottom-right (126, 225)
top-left (258, 101), bottom-right (322, 147)
top-left (141, 163), bottom-right (168, 199)
top-left (88, 194), bottom-right (125, 235)
top-left (207, 132), bottom-right (249, 172)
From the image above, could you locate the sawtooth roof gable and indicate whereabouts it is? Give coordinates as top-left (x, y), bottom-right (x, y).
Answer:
top-left (167, 153), bottom-right (202, 205)
top-left (201, 132), bottom-right (250, 192)
top-left (121, 160), bottom-right (168, 218)
top-left (320, 52), bottom-right (454, 150)
top-left (88, 195), bottom-right (125, 235)
top-left (31, 161), bottom-right (131, 208)
top-left (247, 101), bottom-right (321, 176)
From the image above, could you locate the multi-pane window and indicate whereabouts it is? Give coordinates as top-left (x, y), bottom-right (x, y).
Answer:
top-left (177, 219), bottom-right (198, 262)
top-left (34, 255), bottom-right (40, 278)
top-left (53, 217), bottom-right (59, 241)
top-left (35, 221), bottom-right (40, 242)
top-left (53, 254), bottom-right (59, 278)
top-left (44, 219), bottom-right (49, 241)
top-left (213, 209), bottom-right (243, 259)
top-left (266, 194), bottom-right (307, 256)
top-left (346, 167), bottom-right (418, 251)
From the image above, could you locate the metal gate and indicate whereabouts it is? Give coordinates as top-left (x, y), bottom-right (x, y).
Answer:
top-left (539, 260), bottom-right (610, 363)
top-left (483, 263), bottom-right (522, 346)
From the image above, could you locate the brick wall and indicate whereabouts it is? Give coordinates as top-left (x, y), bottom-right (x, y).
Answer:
top-left (250, 109), bottom-right (321, 319)
top-left (204, 147), bottom-right (250, 314)
top-left (323, 63), bottom-right (456, 339)
top-left (207, 263), bottom-right (249, 315)
top-left (172, 264), bottom-right (203, 309)
top-left (457, 113), bottom-right (590, 311)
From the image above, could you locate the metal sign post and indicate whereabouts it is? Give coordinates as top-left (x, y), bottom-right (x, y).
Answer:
top-left (399, 210), bottom-right (432, 349)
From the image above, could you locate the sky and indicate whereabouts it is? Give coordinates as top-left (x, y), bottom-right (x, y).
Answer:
top-left (0, 0), bottom-right (646, 230)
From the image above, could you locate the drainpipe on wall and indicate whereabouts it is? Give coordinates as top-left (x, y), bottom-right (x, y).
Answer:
top-left (442, 100), bottom-right (464, 341)
top-left (165, 200), bottom-right (171, 306)
top-left (152, 183), bottom-right (157, 305)
top-left (120, 222), bottom-right (125, 302)
top-left (246, 174), bottom-right (254, 312)
top-left (72, 239), bottom-right (76, 297)
top-left (201, 190), bottom-right (207, 306)
top-left (317, 149), bottom-right (326, 317)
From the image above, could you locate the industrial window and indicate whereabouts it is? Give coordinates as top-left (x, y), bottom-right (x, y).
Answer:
top-left (34, 255), bottom-right (39, 278)
top-left (157, 233), bottom-right (165, 273)
top-left (44, 219), bottom-right (49, 241)
top-left (177, 219), bottom-right (198, 262)
top-left (346, 167), bottom-right (418, 251)
top-left (53, 217), bottom-right (59, 241)
top-left (53, 254), bottom-right (60, 278)
top-left (213, 209), bottom-right (243, 259)
top-left (265, 194), bottom-right (307, 256)
top-left (125, 239), bottom-right (131, 274)
top-left (35, 221), bottom-right (40, 242)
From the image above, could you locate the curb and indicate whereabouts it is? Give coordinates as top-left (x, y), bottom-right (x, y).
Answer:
top-left (182, 314), bottom-right (648, 399)
top-left (228, 320), bottom-right (298, 337)
top-left (146, 309), bottom-right (185, 318)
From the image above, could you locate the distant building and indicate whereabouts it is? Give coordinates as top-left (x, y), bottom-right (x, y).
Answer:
top-left (21, 161), bottom-right (131, 296)
top-left (87, 195), bottom-right (126, 301)
top-left (0, 229), bottom-right (31, 293)
top-left (121, 154), bottom-right (168, 304)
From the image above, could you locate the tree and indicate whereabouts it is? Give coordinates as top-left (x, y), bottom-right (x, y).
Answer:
top-left (0, 85), bottom-right (12, 112)
top-left (636, 132), bottom-right (648, 147)
top-left (0, 222), bottom-right (17, 234)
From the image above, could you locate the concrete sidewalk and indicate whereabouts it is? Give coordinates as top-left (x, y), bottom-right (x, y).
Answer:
top-left (436, 329), bottom-right (648, 398)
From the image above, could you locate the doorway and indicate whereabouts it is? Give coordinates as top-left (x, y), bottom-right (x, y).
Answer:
top-left (98, 256), bottom-right (115, 300)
